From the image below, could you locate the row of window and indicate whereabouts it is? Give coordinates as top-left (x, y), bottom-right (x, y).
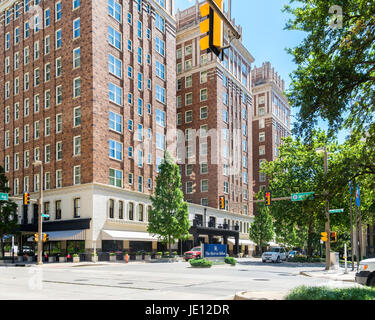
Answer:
top-left (10, 166), bottom-right (81, 195)
top-left (108, 200), bottom-right (152, 222)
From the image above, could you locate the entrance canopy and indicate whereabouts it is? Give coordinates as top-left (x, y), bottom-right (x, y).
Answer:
top-left (27, 229), bottom-right (86, 241)
top-left (102, 230), bottom-right (158, 242)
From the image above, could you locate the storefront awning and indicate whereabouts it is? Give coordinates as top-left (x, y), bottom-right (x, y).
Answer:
top-left (227, 239), bottom-right (255, 246)
top-left (27, 230), bottom-right (86, 241)
top-left (102, 230), bottom-right (159, 242)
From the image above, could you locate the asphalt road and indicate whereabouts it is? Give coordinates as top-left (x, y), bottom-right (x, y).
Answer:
top-left (0, 258), bottom-right (360, 300)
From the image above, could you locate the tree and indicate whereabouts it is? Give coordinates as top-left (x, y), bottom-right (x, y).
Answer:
top-left (147, 152), bottom-right (190, 256)
top-left (249, 205), bottom-right (274, 254)
top-left (284, 0), bottom-right (375, 140)
top-left (0, 166), bottom-right (18, 258)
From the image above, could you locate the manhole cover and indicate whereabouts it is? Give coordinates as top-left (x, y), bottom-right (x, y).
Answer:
top-left (252, 279), bottom-right (270, 281)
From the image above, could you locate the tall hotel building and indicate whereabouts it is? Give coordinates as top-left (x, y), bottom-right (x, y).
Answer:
top-left (175, 2), bottom-right (255, 228)
top-left (251, 62), bottom-right (291, 195)
top-left (0, 0), bottom-right (178, 254)
top-left (0, 0), bottom-right (255, 256)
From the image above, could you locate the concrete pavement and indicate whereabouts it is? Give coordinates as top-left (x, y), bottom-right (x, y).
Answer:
top-left (299, 267), bottom-right (357, 282)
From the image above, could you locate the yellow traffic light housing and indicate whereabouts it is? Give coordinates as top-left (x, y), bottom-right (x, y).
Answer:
top-left (43, 233), bottom-right (49, 243)
top-left (330, 232), bottom-right (337, 243)
top-left (219, 196), bottom-right (225, 209)
top-left (199, 0), bottom-right (224, 57)
top-left (265, 192), bottom-right (271, 206)
top-left (34, 233), bottom-right (38, 242)
top-left (24, 192), bottom-right (30, 205)
top-left (321, 232), bottom-right (328, 242)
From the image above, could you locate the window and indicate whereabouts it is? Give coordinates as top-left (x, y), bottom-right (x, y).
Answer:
top-left (259, 145), bottom-right (265, 156)
top-left (44, 117), bottom-right (51, 136)
top-left (119, 201), bottom-right (124, 219)
top-left (185, 59), bottom-right (192, 70)
top-left (74, 198), bottom-right (80, 218)
top-left (55, 30), bottom-right (62, 49)
top-left (108, 54), bottom-right (122, 78)
top-left (137, 47), bottom-right (142, 64)
top-left (109, 82), bottom-right (123, 105)
top-left (74, 136), bottom-right (81, 156)
top-left (138, 204), bottom-right (144, 221)
top-left (108, 26), bottom-right (122, 50)
top-left (137, 21), bottom-right (142, 39)
top-left (201, 180), bottom-right (208, 193)
top-left (200, 88), bottom-right (207, 101)
top-left (56, 57), bottom-right (62, 77)
top-left (109, 169), bottom-right (123, 188)
top-left (128, 202), bottom-right (134, 220)
top-left (200, 71), bottom-right (208, 83)
top-left (109, 140), bottom-right (123, 161)
top-left (137, 73), bottom-right (143, 90)
top-left (186, 182), bottom-right (193, 194)
top-left (44, 9), bottom-right (50, 27)
top-left (155, 37), bottom-right (165, 56)
top-left (55, 200), bottom-right (62, 219)
top-left (155, 13), bottom-right (165, 32)
top-left (200, 107), bottom-right (208, 119)
top-left (56, 86), bottom-right (62, 105)
top-left (73, 0), bottom-right (80, 10)
top-left (128, 173), bottom-right (133, 185)
top-left (45, 145), bottom-right (51, 163)
top-left (73, 48), bottom-right (80, 68)
top-left (34, 121), bottom-right (40, 139)
top-left (185, 75), bottom-right (192, 88)
top-left (156, 109), bottom-right (166, 127)
top-left (156, 133), bottom-right (165, 150)
top-left (56, 141), bottom-right (63, 161)
top-left (55, 2), bottom-right (62, 21)
top-left (185, 45), bottom-right (192, 56)
top-left (155, 61), bottom-right (165, 80)
top-left (185, 93), bottom-right (193, 106)
top-left (24, 47), bottom-right (29, 64)
top-left (224, 181), bottom-right (229, 194)
top-left (109, 111), bottom-right (122, 133)
top-left (259, 132), bottom-right (265, 142)
top-left (74, 166), bottom-right (81, 185)
top-left (73, 18), bottom-right (81, 39)
top-left (185, 110), bottom-right (193, 123)
top-left (138, 176), bottom-right (143, 193)
top-left (56, 114), bottom-right (62, 133)
top-left (73, 78), bottom-right (81, 97)
top-left (109, 199), bottom-right (115, 219)
top-left (200, 163), bottom-right (208, 174)
top-left (155, 85), bottom-right (165, 104)
top-left (223, 109), bottom-right (229, 123)
top-left (44, 173), bottom-right (51, 190)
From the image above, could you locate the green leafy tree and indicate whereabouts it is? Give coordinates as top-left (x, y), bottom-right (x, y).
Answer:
top-left (147, 152), bottom-right (190, 256)
top-left (249, 205), bottom-right (274, 254)
top-left (0, 166), bottom-right (18, 258)
top-left (284, 0), bottom-right (375, 140)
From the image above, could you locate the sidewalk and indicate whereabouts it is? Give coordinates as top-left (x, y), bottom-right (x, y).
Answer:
top-left (233, 291), bottom-right (286, 300)
top-left (300, 267), bottom-right (357, 282)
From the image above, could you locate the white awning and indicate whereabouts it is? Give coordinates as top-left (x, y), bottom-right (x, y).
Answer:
top-left (102, 230), bottom-right (158, 242)
top-left (27, 230), bottom-right (86, 241)
top-left (227, 239), bottom-right (255, 246)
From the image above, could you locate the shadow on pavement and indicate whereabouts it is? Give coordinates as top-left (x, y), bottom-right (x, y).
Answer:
top-left (237, 260), bottom-right (325, 269)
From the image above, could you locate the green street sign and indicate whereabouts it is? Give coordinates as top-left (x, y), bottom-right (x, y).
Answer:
top-left (329, 209), bottom-right (344, 214)
top-left (291, 192), bottom-right (315, 202)
top-left (41, 214), bottom-right (50, 218)
top-left (0, 193), bottom-right (9, 201)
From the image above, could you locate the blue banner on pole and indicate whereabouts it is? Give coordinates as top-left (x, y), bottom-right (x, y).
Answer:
top-left (204, 244), bottom-right (227, 258)
top-left (348, 181), bottom-right (353, 195)
top-left (355, 183), bottom-right (360, 207)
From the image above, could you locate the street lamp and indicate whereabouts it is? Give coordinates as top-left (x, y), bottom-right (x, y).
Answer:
top-left (33, 160), bottom-right (43, 266)
top-left (316, 147), bottom-right (331, 270)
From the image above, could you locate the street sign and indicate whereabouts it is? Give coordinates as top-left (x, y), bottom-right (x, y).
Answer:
top-left (41, 214), bottom-right (50, 218)
top-left (329, 209), bottom-right (344, 214)
top-left (204, 244), bottom-right (227, 258)
top-left (291, 192), bottom-right (314, 202)
top-left (0, 193), bottom-right (8, 201)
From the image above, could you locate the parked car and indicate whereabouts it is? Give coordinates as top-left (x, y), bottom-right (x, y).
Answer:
top-left (287, 250), bottom-right (300, 259)
top-left (355, 258), bottom-right (375, 287)
top-left (22, 246), bottom-right (34, 255)
top-left (262, 247), bottom-right (287, 263)
top-left (184, 247), bottom-right (202, 261)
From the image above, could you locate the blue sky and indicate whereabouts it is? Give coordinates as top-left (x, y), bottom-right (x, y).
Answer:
top-left (175, 0), bottom-right (349, 143)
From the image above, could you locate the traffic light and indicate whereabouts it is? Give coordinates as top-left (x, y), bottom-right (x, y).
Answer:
top-left (199, 0), bottom-right (224, 57)
top-left (33, 233), bottom-right (38, 242)
top-left (219, 196), bottom-right (225, 209)
top-left (43, 233), bottom-right (49, 243)
top-left (23, 192), bottom-right (30, 205)
top-left (265, 192), bottom-right (271, 206)
top-left (330, 232), bottom-right (337, 243)
top-left (321, 232), bottom-right (328, 242)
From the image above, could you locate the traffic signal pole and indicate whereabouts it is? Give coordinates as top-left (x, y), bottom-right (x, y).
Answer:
top-left (323, 147), bottom-right (331, 270)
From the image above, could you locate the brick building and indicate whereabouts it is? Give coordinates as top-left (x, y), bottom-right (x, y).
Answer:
top-left (0, 0), bottom-right (255, 257)
top-left (251, 62), bottom-right (291, 195)
top-left (175, 0), bottom-right (255, 248)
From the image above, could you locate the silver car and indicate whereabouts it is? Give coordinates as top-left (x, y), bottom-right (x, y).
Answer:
top-left (262, 247), bottom-right (287, 263)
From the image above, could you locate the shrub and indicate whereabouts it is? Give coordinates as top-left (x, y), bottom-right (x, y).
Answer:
top-left (109, 252), bottom-right (116, 256)
top-left (189, 258), bottom-right (212, 268)
top-left (157, 252), bottom-right (163, 256)
top-left (288, 255), bottom-right (323, 263)
top-left (225, 257), bottom-right (237, 266)
top-left (286, 286), bottom-right (375, 300)
top-left (73, 254), bottom-right (79, 258)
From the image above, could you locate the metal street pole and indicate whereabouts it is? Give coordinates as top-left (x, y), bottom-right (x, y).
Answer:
top-left (344, 243), bottom-right (348, 274)
top-left (350, 195), bottom-right (354, 271)
top-left (358, 204), bottom-right (363, 262)
top-left (35, 162), bottom-right (43, 266)
top-left (323, 147), bottom-right (331, 270)
top-left (355, 199), bottom-right (359, 270)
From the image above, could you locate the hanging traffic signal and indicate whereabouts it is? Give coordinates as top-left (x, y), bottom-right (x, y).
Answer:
top-left (219, 196), bottom-right (225, 209)
top-left (34, 233), bottom-right (38, 242)
top-left (330, 232), bottom-right (337, 243)
top-left (321, 232), bottom-right (328, 242)
top-left (265, 192), bottom-right (271, 206)
top-left (199, 0), bottom-right (224, 57)
top-left (43, 233), bottom-right (49, 243)
top-left (23, 192), bottom-right (30, 205)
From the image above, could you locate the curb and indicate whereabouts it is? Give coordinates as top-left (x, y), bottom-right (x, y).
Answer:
top-left (299, 271), bottom-right (355, 282)
top-left (234, 291), bottom-right (286, 300)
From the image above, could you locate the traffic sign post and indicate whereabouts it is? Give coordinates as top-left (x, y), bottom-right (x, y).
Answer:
top-left (291, 192), bottom-right (315, 202)
top-left (0, 193), bottom-right (9, 201)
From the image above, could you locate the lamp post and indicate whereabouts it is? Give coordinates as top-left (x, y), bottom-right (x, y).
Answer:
top-left (317, 147), bottom-right (331, 270)
top-left (33, 160), bottom-right (43, 266)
